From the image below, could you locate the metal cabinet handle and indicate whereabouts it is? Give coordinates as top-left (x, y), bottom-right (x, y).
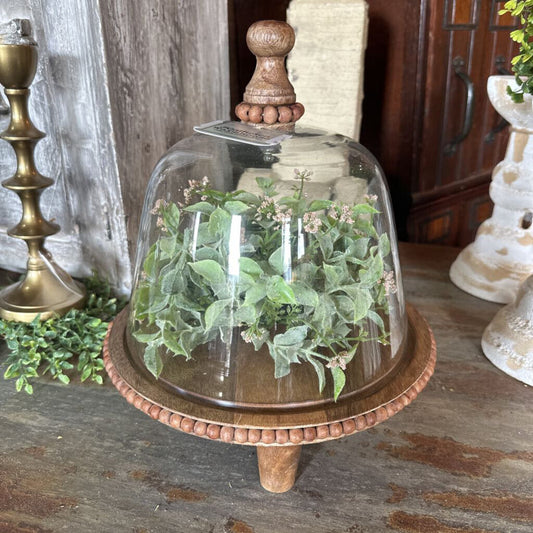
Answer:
top-left (444, 57), bottom-right (475, 156)
top-left (495, 55), bottom-right (511, 76)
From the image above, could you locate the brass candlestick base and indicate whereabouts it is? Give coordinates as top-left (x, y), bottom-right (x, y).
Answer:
top-left (0, 20), bottom-right (85, 322)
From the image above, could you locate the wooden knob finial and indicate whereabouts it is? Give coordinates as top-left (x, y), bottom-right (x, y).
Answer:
top-left (235, 20), bottom-right (305, 127)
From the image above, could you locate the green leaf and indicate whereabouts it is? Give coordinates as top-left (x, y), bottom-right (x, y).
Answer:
top-left (332, 295), bottom-right (356, 323)
top-left (368, 311), bottom-right (387, 337)
top-left (144, 344), bottom-right (163, 377)
top-left (323, 263), bottom-right (341, 290)
top-left (266, 276), bottom-right (296, 304)
top-left (346, 238), bottom-right (370, 261)
top-left (273, 325), bottom-right (308, 346)
top-left (291, 282), bottom-right (319, 307)
top-left (146, 293), bottom-right (170, 315)
top-left (236, 272), bottom-right (255, 293)
top-left (307, 199), bottom-right (333, 211)
top-left (239, 257), bottom-right (263, 278)
top-left (184, 202), bottom-right (215, 214)
top-left (307, 355), bottom-right (326, 393)
top-left (244, 281), bottom-right (267, 305)
top-left (378, 233), bottom-right (390, 257)
top-left (358, 252), bottom-right (383, 287)
top-left (234, 304), bottom-right (257, 325)
top-left (163, 203), bottom-right (180, 232)
top-left (331, 366), bottom-right (346, 401)
top-left (273, 352), bottom-right (291, 378)
top-left (161, 265), bottom-right (184, 295)
top-left (351, 203), bottom-right (379, 217)
top-left (268, 247), bottom-right (285, 275)
top-left (205, 299), bottom-right (232, 330)
top-left (159, 235), bottom-right (180, 257)
top-left (189, 259), bottom-right (226, 285)
top-left (208, 207), bottom-right (231, 236)
top-left (256, 177), bottom-right (275, 194)
top-left (162, 326), bottom-right (185, 356)
top-left (57, 373), bottom-right (70, 385)
top-left (143, 247), bottom-right (158, 279)
top-left (224, 200), bottom-right (250, 215)
top-left (311, 295), bottom-right (336, 331)
top-left (194, 247), bottom-right (223, 263)
top-left (81, 366), bottom-right (92, 382)
top-left (338, 285), bottom-right (374, 323)
top-left (132, 329), bottom-right (161, 343)
top-left (316, 232), bottom-right (333, 260)
top-left (232, 191), bottom-right (261, 205)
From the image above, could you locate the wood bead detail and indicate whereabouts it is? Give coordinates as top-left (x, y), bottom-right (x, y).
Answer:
top-left (103, 311), bottom-right (436, 447)
top-left (235, 102), bottom-right (305, 126)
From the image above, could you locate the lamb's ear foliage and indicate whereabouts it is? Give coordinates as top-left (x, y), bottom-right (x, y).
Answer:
top-left (133, 173), bottom-right (394, 401)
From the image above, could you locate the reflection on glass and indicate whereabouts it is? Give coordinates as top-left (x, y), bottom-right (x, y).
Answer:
top-left (127, 126), bottom-right (407, 410)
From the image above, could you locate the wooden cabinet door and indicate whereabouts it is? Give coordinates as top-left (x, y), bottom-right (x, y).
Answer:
top-left (408, 0), bottom-right (517, 245)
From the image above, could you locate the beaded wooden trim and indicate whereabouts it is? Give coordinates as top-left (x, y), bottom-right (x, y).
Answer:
top-left (103, 323), bottom-right (436, 446)
top-left (235, 102), bottom-right (305, 125)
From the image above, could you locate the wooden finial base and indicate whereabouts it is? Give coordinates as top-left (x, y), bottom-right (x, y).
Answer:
top-left (235, 20), bottom-right (305, 127)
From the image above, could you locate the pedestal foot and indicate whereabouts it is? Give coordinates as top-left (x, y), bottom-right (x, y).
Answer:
top-left (257, 445), bottom-right (302, 493)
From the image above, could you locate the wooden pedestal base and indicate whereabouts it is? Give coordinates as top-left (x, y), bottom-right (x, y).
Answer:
top-left (103, 303), bottom-right (436, 492)
top-left (257, 445), bottom-right (302, 493)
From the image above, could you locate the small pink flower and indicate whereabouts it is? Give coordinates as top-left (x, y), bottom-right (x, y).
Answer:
top-left (379, 270), bottom-right (397, 296)
top-left (326, 351), bottom-right (350, 371)
top-left (150, 198), bottom-right (168, 215)
top-left (182, 176), bottom-right (210, 205)
top-left (302, 211), bottom-right (322, 233)
top-left (339, 204), bottom-right (354, 224)
top-left (272, 206), bottom-right (292, 224)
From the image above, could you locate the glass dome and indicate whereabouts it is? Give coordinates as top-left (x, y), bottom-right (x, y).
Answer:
top-left (127, 125), bottom-right (407, 410)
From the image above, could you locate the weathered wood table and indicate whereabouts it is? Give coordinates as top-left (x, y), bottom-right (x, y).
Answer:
top-left (1, 243), bottom-right (531, 532)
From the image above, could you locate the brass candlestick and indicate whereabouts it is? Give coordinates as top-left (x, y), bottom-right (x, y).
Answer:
top-left (0, 19), bottom-right (85, 322)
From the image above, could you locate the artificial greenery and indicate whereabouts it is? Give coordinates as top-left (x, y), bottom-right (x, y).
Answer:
top-left (500, 0), bottom-right (533, 102)
top-left (132, 171), bottom-right (396, 400)
top-left (0, 275), bottom-right (125, 394)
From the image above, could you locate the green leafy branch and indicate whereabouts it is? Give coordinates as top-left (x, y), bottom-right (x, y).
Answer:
top-left (0, 274), bottom-right (126, 394)
top-left (132, 173), bottom-right (396, 400)
top-left (499, 0), bottom-right (533, 102)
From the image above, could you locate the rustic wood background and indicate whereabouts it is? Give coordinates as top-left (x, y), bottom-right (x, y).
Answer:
top-left (99, 0), bottom-right (230, 263)
top-left (0, 0), bottom-right (131, 291)
top-left (0, 0), bottom-right (230, 293)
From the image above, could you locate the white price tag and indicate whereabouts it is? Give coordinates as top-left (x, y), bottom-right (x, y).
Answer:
top-left (194, 120), bottom-right (291, 147)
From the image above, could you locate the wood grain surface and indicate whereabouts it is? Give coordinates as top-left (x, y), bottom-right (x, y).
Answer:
top-left (0, 243), bottom-right (531, 532)
top-left (98, 0), bottom-right (230, 261)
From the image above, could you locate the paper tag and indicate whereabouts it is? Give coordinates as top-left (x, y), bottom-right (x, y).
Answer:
top-left (194, 120), bottom-right (291, 147)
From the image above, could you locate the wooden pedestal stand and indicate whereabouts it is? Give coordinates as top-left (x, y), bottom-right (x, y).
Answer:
top-left (103, 304), bottom-right (435, 492)
top-left (104, 20), bottom-right (435, 493)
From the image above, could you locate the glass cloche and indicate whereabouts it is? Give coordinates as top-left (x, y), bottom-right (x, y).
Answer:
top-left (126, 20), bottom-right (407, 411)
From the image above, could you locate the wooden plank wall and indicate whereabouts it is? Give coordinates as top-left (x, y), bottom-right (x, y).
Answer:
top-left (99, 0), bottom-right (231, 262)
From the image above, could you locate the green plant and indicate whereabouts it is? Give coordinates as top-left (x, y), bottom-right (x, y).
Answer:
top-left (0, 275), bottom-right (125, 394)
top-left (132, 171), bottom-right (396, 400)
top-left (500, 0), bottom-right (533, 102)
